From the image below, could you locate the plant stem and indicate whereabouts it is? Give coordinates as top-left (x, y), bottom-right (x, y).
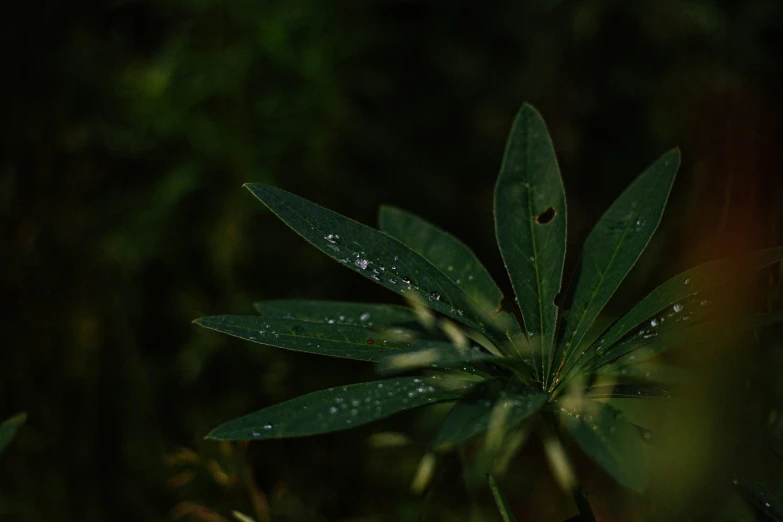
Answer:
top-left (541, 411), bottom-right (598, 522)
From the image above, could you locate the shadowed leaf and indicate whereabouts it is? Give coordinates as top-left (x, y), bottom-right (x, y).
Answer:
top-left (245, 184), bottom-right (511, 351)
top-left (494, 104), bottom-right (567, 379)
top-left (379, 206), bottom-right (503, 312)
top-left (555, 149), bottom-right (680, 385)
top-left (207, 377), bottom-right (473, 440)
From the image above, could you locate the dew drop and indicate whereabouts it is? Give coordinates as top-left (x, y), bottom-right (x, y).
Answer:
top-left (355, 258), bottom-right (369, 270)
top-left (360, 312), bottom-right (371, 321)
top-left (430, 291), bottom-right (441, 301)
top-left (684, 278), bottom-right (691, 285)
top-left (673, 303), bottom-right (683, 313)
top-left (402, 276), bottom-right (411, 284)
top-left (643, 432), bottom-right (651, 440)
top-left (252, 431), bottom-right (261, 437)
top-left (329, 406), bottom-right (339, 414)
top-left (650, 318), bottom-right (658, 327)
top-left (263, 424), bottom-right (273, 430)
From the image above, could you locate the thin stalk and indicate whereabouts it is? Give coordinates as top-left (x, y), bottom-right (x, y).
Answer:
top-left (541, 411), bottom-right (597, 522)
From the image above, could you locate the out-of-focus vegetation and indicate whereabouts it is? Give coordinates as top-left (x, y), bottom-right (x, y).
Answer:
top-left (1, 1), bottom-right (782, 521)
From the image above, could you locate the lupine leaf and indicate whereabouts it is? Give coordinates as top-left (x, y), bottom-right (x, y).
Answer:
top-left (196, 315), bottom-right (415, 362)
top-left (565, 248), bottom-right (783, 381)
top-left (562, 400), bottom-right (646, 491)
top-left (494, 104), bottom-right (567, 378)
top-left (379, 206), bottom-right (503, 312)
top-left (254, 299), bottom-right (420, 326)
top-left (207, 376), bottom-right (472, 440)
top-left (245, 184), bottom-right (511, 351)
top-left (554, 149), bottom-right (680, 385)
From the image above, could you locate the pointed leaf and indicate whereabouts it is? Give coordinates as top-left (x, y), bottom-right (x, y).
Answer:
top-left (0, 413), bottom-right (26, 456)
top-left (494, 104), bottom-right (567, 377)
top-left (562, 401), bottom-right (646, 491)
top-left (245, 184), bottom-right (510, 351)
top-left (567, 248), bottom-right (783, 379)
top-left (379, 206), bottom-right (503, 312)
top-left (595, 311), bottom-right (783, 372)
top-left (196, 315), bottom-right (413, 362)
top-left (489, 475), bottom-right (518, 522)
top-left (207, 376), bottom-right (472, 440)
top-left (555, 149), bottom-right (680, 382)
top-left (432, 382), bottom-right (547, 451)
top-left (254, 300), bottom-right (419, 326)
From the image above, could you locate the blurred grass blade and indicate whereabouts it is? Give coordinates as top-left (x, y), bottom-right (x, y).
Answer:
top-left (196, 315), bottom-right (420, 362)
top-left (245, 184), bottom-right (509, 350)
top-left (254, 300), bottom-right (420, 326)
top-left (583, 383), bottom-right (672, 399)
top-left (0, 413), bottom-right (27, 456)
top-left (379, 206), bottom-right (504, 313)
top-left (555, 150), bottom-right (680, 384)
top-left (568, 248), bottom-right (783, 378)
top-left (207, 376), bottom-right (473, 440)
top-left (488, 475), bottom-right (518, 522)
top-left (432, 382), bottom-right (547, 451)
top-left (494, 104), bottom-right (567, 377)
top-left (562, 401), bottom-right (646, 491)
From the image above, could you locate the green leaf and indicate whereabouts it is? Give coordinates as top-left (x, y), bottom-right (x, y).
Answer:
top-left (583, 383), bottom-right (672, 399)
top-left (562, 401), bottom-right (646, 491)
top-left (379, 206), bottom-right (503, 312)
top-left (565, 248), bottom-right (783, 381)
top-left (207, 376), bottom-right (472, 440)
top-left (595, 311), bottom-right (783, 373)
top-left (554, 149), bottom-right (680, 385)
top-left (494, 104), bottom-right (567, 379)
top-left (432, 382), bottom-right (547, 451)
top-left (195, 315), bottom-right (423, 362)
top-left (0, 413), bottom-right (26, 456)
top-left (735, 478), bottom-right (783, 520)
top-left (254, 300), bottom-right (420, 326)
top-left (245, 184), bottom-right (510, 351)
top-left (489, 475), bottom-right (518, 522)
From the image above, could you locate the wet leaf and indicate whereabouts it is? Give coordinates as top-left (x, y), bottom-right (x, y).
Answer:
top-left (245, 184), bottom-right (510, 351)
top-left (555, 149), bottom-right (680, 384)
top-left (562, 401), bottom-right (646, 491)
top-left (494, 104), bottom-right (567, 378)
top-left (254, 300), bottom-right (420, 326)
top-left (566, 248), bottom-right (783, 380)
top-left (195, 315), bottom-right (413, 362)
top-left (207, 377), bottom-right (472, 440)
top-left (379, 206), bottom-right (503, 312)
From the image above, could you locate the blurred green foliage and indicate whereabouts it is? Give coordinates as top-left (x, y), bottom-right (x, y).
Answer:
top-left (1, 0), bottom-right (782, 521)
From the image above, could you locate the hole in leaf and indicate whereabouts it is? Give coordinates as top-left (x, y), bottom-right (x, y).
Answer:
top-left (536, 206), bottom-right (556, 224)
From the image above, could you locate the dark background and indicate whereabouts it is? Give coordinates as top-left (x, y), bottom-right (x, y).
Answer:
top-left (1, 0), bottom-right (782, 520)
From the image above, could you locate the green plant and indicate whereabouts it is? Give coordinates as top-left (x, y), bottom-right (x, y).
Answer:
top-left (0, 413), bottom-right (26, 458)
top-left (196, 105), bottom-right (783, 520)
